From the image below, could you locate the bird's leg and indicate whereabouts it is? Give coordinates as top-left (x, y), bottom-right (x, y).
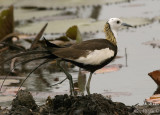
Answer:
top-left (86, 72), bottom-right (93, 95)
top-left (57, 60), bottom-right (75, 96)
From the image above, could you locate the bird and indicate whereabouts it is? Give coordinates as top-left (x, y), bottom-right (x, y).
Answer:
top-left (0, 18), bottom-right (132, 95)
top-left (43, 18), bottom-right (132, 95)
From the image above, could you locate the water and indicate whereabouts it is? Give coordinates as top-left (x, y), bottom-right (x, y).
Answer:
top-left (92, 21), bottom-right (160, 105)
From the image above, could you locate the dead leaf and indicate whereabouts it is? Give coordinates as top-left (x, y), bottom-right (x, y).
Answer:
top-left (145, 94), bottom-right (160, 104)
top-left (148, 70), bottom-right (160, 86)
top-left (30, 23), bottom-right (48, 49)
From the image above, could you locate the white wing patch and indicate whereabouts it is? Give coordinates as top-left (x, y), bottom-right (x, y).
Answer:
top-left (75, 48), bottom-right (115, 65)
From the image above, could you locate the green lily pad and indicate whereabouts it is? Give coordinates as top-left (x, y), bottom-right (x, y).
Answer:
top-left (15, 17), bottom-right (153, 34)
top-left (66, 25), bottom-right (82, 43)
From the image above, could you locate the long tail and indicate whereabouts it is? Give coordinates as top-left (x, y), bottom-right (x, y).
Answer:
top-left (0, 38), bottom-right (61, 64)
top-left (0, 38), bottom-right (62, 91)
top-left (0, 55), bottom-right (52, 91)
top-left (43, 37), bottom-right (61, 48)
top-left (0, 50), bottom-right (50, 64)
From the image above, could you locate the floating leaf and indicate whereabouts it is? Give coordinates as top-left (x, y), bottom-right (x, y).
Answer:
top-left (121, 17), bottom-right (152, 27)
top-left (95, 64), bottom-right (122, 74)
top-left (0, 0), bottom-right (128, 9)
top-left (15, 17), bottom-right (153, 34)
top-left (15, 18), bottom-right (93, 34)
top-left (143, 39), bottom-right (160, 48)
top-left (66, 25), bottom-right (82, 43)
top-left (0, 5), bottom-right (14, 40)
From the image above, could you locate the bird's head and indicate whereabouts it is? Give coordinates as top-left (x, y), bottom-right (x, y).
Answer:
top-left (107, 18), bottom-right (132, 31)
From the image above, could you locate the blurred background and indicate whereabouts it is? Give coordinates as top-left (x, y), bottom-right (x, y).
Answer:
top-left (0, 0), bottom-right (160, 107)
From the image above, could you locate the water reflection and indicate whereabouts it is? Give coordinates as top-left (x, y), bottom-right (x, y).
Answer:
top-left (125, 48), bottom-right (128, 67)
top-left (34, 69), bottom-right (51, 88)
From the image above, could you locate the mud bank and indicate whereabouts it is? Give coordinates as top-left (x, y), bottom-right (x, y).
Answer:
top-left (0, 90), bottom-right (136, 115)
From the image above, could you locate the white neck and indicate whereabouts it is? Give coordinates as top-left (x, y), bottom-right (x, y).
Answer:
top-left (112, 29), bottom-right (118, 39)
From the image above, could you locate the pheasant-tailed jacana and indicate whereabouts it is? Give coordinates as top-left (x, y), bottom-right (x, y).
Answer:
top-left (1, 18), bottom-right (132, 95)
top-left (44, 18), bottom-right (132, 95)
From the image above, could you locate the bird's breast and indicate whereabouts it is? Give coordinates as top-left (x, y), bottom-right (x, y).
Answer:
top-left (74, 47), bottom-right (115, 65)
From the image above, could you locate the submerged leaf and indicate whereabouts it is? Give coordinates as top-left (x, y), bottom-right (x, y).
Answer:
top-left (0, 5), bottom-right (14, 40)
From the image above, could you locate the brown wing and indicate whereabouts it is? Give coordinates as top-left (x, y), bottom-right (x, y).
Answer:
top-left (70, 39), bottom-right (115, 50)
top-left (52, 39), bottom-right (116, 60)
top-left (53, 47), bottom-right (89, 60)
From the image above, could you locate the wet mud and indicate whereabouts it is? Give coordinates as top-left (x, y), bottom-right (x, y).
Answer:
top-left (0, 90), bottom-right (135, 115)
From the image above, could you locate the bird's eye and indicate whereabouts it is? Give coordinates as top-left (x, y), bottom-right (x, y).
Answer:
top-left (117, 21), bottom-right (120, 24)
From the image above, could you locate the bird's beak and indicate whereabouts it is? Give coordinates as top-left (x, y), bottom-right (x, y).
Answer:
top-left (121, 23), bottom-right (133, 27)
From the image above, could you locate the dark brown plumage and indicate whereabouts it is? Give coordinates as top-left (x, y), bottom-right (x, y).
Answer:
top-left (48, 39), bottom-right (117, 73)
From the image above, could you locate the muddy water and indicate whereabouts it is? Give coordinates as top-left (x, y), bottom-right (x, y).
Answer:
top-left (96, 0), bottom-right (160, 105)
top-left (1, 0), bottom-right (160, 107)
